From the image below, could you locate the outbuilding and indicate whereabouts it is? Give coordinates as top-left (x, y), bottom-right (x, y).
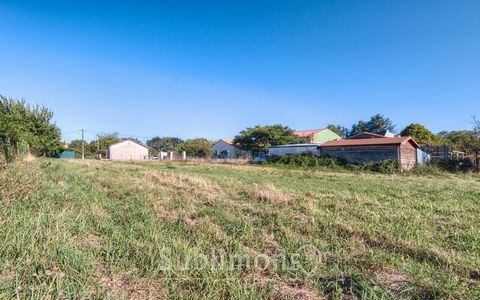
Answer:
top-left (319, 136), bottom-right (420, 170)
top-left (109, 140), bottom-right (148, 161)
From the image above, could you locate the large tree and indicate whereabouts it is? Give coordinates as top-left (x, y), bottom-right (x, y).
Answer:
top-left (234, 124), bottom-right (303, 154)
top-left (177, 138), bottom-right (213, 158)
top-left (400, 123), bottom-right (436, 144)
top-left (0, 95), bottom-right (62, 162)
top-left (147, 136), bottom-right (184, 152)
top-left (349, 114), bottom-right (396, 137)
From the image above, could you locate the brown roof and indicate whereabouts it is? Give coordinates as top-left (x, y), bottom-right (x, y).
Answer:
top-left (221, 138), bottom-right (234, 145)
top-left (320, 136), bottom-right (419, 148)
top-left (294, 129), bottom-right (325, 138)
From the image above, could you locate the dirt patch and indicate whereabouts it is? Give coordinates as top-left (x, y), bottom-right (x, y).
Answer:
top-left (22, 153), bottom-right (36, 162)
top-left (79, 234), bottom-right (103, 248)
top-left (263, 233), bottom-right (282, 254)
top-left (96, 266), bottom-right (162, 299)
top-left (375, 266), bottom-right (412, 291)
top-left (254, 276), bottom-right (324, 300)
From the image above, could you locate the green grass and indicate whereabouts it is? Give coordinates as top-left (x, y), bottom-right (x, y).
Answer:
top-left (1, 159), bottom-right (479, 299)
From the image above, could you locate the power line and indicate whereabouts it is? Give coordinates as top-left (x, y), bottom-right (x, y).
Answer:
top-left (62, 130), bottom-right (82, 135)
top-left (62, 129), bottom-right (158, 141)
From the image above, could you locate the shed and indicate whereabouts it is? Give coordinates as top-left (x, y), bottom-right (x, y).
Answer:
top-left (59, 150), bottom-right (76, 159)
top-left (269, 144), bottom-right (320, 156)
top-left (109, 140), bottom-right (148, 161)
top-left (319, 136), bottom-right (420, 170)
top-left (211, 139), bottom-right (251, 159)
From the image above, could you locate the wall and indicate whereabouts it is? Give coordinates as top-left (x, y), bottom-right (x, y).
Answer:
top-left (312, 129), bottom-right (341, 143)
top-left (400, 142), bottom-right (417, 170)
top-left (320, 145), bottom-right (398, 164)
top-left (417, 149), bottom-right (431, 165)
top-left (109, 141), bottom-right (148, 160)
top-left (269, 145), bottom-right (319, 156)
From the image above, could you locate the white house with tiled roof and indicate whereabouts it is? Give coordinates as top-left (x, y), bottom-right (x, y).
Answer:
top-left (211, 139), bottom-right (251, 158)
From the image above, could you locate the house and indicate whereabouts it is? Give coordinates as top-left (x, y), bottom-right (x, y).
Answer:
top-left (109, 140), bottom-right (148, 161)
top-left (211, 139), bottom-right (250, 159)
top-left (319, 136), bottom-right (421, 170)
top-left (267, 129), bottom-right (340, 157)
top-left (294, 129), bottom-right (340, 143)
top-left (269, 144), bottom-right (320, 156)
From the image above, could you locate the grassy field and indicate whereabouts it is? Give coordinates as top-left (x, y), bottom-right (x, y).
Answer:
top-left (0, 159), bottom-right (479, 299)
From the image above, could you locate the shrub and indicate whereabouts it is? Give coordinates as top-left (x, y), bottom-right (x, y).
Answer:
top-left (266, 153), bottom-right (343, 169)
top-left (265, 154), bottom-right (400, 174)
top-left (409, 163), bottom-right (445, 176)
top-left (349, 160), bottom-right (399, 174)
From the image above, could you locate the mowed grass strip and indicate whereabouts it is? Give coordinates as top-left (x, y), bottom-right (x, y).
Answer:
top-left (0, 159), bottom-right (479, 299)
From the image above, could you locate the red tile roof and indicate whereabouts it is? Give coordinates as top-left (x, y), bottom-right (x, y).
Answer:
top-left (221, 138), bottom-right (234, 145)
top-left (294, 129), bottom-right (325, 138)
top-left (320, 136), bottom-right (419, 148)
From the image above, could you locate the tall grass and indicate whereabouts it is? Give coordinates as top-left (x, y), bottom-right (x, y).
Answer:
top-left (0, 159), bottom-right (479, 299)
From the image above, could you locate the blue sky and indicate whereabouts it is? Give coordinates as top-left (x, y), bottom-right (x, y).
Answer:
top-left (1, 0), bottom-right (479, 142)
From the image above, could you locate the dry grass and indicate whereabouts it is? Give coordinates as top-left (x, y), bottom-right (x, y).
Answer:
top-left (248, 183), bottom-right (291, 204)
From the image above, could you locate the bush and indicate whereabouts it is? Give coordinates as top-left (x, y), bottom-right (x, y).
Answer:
top-left (266, 153), bottom-right (342, 169)
top-left (409, 163), bottom-right (446, 176)
top-left (265, 154), bottom-right (400, 174)
top-left (347, 159), bottom-right (399, 174)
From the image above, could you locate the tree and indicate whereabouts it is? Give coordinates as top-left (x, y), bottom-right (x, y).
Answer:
top-left (68, 139), bottom-right (85, 154)
top-left (147, 136), bottom-right (184, 152)
top-left (348, 120), bottom-right (368, 137)
top-left (438, 130), bottom-right (480, 156)
top-left (121, 137), bottom-right (144, 146)
top-left (234, 124), bottom-right (303, 154)
top-left (0, 95), bottom-right (62, 162)
top-left (474, 116), bottom-right (480, 137)
top-left (90, 132), bottom-right (121, 157)
top-left (177, 138), bottom-right (213, 158)
top-left (349, 114), bottom-right (396, 137)
top-left (326, 124), bottom-right (348, 138)
top-left (473, 116), bottom-right (480, 171)
top-left (400, 123), bottom-right (435, 144)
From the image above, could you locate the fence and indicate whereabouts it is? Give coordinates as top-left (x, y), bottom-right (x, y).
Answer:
top-left (423, 144), bottom-right (479, 172)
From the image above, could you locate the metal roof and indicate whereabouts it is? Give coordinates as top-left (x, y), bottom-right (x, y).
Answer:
top-left (269, 143), bottom-right (321, 148)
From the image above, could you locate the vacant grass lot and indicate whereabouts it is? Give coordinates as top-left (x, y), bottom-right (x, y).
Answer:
top-left (1, 159), bottom-right (479, 299)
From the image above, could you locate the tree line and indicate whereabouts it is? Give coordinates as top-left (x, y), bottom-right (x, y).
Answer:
top-left (1, 95), bottom-right (479, 162)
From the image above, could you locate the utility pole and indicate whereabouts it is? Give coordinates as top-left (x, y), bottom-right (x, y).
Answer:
top-left (81, 129), bottom-right (85, 160)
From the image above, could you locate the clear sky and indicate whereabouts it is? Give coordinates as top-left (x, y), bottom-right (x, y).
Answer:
top-left (1, 0), bottom-right (479, 142)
